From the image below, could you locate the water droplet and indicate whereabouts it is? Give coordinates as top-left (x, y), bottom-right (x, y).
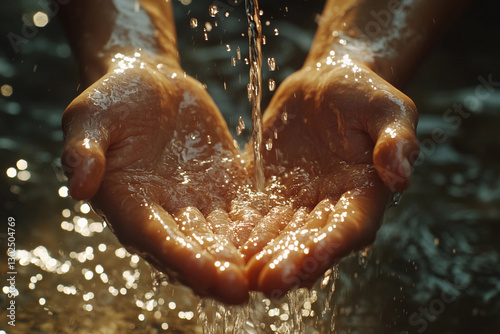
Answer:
top-left (268, 78), bottom-right (276, 91)
top-left (267, 57), bottom-right (276, 71)
top-left (358, 246), bottom-right (371, 268)
top-left (265, 138), bottom-right (273, 151)
top-left (226, 44), bottom-right (231, 52)
top-left (190, 18), bottom-right (198, 28)
top-left (262, 35), bottom-right (267, 45)
top-left (205, 22), bottom-right (212, 31)
top-left (247, 83), bottom-right (252, 101)
top-left (236, 117), bottom-right (245, 136)
top-left (207, 135), bottom-right (212, 144)
top-left (274, 28), bottom-right (279, 35)
top-left (389, 192), bottom-right (403, 207)
top-left (239, 116), bottom-right (246, 130)
top-left (282, 111), bottom-right (288, 124)
top-left (209, 5), bottom-right (218, 17)
top-left (231, 56), bottom-right (236, 66)
top-left (236, 47), bottom-right (241, 60)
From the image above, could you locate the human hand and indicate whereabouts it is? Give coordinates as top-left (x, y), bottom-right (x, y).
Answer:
top-left (61, 54), bottom-right (251, 304)
top-left (244, 56), bottom-right (419, 298)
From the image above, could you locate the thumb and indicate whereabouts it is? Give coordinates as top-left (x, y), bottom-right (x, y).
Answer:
top-left (61, 100), bottom-right (109, 201)
top-left (368, 94), bottom-right (419, 193)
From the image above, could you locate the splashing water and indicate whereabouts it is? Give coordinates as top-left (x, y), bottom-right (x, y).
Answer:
top-left (357, 245), bottom-right (372, 269)
top-left (246, 0), bottom-right (265, 191)
top-left (196, 267), bottom-right (338, 333)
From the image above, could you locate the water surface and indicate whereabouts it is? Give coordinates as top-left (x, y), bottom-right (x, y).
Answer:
top-left (1, 0), bottom-right (499, 333)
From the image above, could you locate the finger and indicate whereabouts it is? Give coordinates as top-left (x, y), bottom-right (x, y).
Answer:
top-left (246, 207), bottom-right (309, 290)
top-left (93, 191), bottom-right (249, 304)
top-left (174, 207), bottom-right (244, 267)
top-left (206, 208), bottom-right (233, 239)
top-left (240, 205), bottom-right (294, 261)
top-left (228, 201), bottom-right (264, 248)
top-left (365, 90), bottom-right (419, 192)
top-left (249, 199), bottom-right (334, 295)
top-left (62, 99), bottom-right (109, 201)
top-left (257, 179), bottom-right (389, 298)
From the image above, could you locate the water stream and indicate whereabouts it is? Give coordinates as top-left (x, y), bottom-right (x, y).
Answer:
top-left (3, 0), bottom-right (500, 333)
top-left (245, 0), bottom-right (265, 192)
top-left (192, 2), bottom-right (340, 332)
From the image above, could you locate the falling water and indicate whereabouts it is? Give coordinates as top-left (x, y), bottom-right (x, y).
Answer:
top-left (245, 0), bottom-right (265, 191)
top-left (196, 267), bottom-right (339, 334)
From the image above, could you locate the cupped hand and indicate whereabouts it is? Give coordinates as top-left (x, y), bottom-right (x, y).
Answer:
top-left (61, 54), bottom-right (251, 304)
top-left (245, 55), bottom-right (419, 298)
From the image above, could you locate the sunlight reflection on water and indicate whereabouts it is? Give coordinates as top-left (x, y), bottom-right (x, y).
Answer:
top-left (1, 0), bottom-right (500, 333)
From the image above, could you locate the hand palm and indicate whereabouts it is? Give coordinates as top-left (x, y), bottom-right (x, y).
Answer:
top-left (63, 56), bottom-right (418, 302)
top-left (62, 63), bottom-right (250, 303)
top-left (245, 61), bottom-right (418, 297)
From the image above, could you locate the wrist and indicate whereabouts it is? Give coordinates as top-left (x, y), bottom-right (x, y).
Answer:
top-left (304, 32), bottom-right (405, 87)
top-left (304, 0), bottom-right (471, 88)
top-left (62, 0), bottom-right (180, 86)
top-left (79, 48), bottom-right (181, 87)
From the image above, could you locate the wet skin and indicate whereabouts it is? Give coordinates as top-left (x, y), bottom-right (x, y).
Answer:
top-left (60, 0), bottom-right (468, 304)
top-left (62, 57), bottom-right (252, 304)
top-left (62, 53), bottom-right (418, 302)
top-left (245, 59), bottom-right (418, 297)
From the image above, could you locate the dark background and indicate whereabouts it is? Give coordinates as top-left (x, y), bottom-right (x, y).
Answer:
top-left (1, 0), bottom-right (499, 333)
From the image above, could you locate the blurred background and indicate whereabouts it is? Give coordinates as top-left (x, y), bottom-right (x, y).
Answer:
top-left (1, 0), bottom-right (499, 333)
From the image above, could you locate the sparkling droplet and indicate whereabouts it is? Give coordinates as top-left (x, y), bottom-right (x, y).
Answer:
top-left (236, 47), bottom-right (241, 60)
top-left (265, 138), bottom-right (273, 151)
top-left (282, 111), bottom-right (288, 124)
top-left (389, 192), bottom-right (403, 207)
top-left (209, 5), bottom-right (218, 17)
top-left (357, 246), bottom-right (371, 269)
top-left (239, 116), bottom-right (245, 130)
top-left (262, 35), bottom-right (267, 45)
top-left (274, 28), bottom-right (279, 35)
top-left (247, 83), bottom-right (252, 101)
top-left (267, 57), bottom-right (276, 71)
top-left (226, 44), bottom-right (231, 52)
top-left (207, 135), bottom-right (212, 144)
top-left (236, 117), bottom-right (245, 136)
top-left (190, 18), bottom-right (198, 28)
top-left (231, 56), bottom-right (236, 66)
top-left (268, 79), bottom-right (276, 91)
